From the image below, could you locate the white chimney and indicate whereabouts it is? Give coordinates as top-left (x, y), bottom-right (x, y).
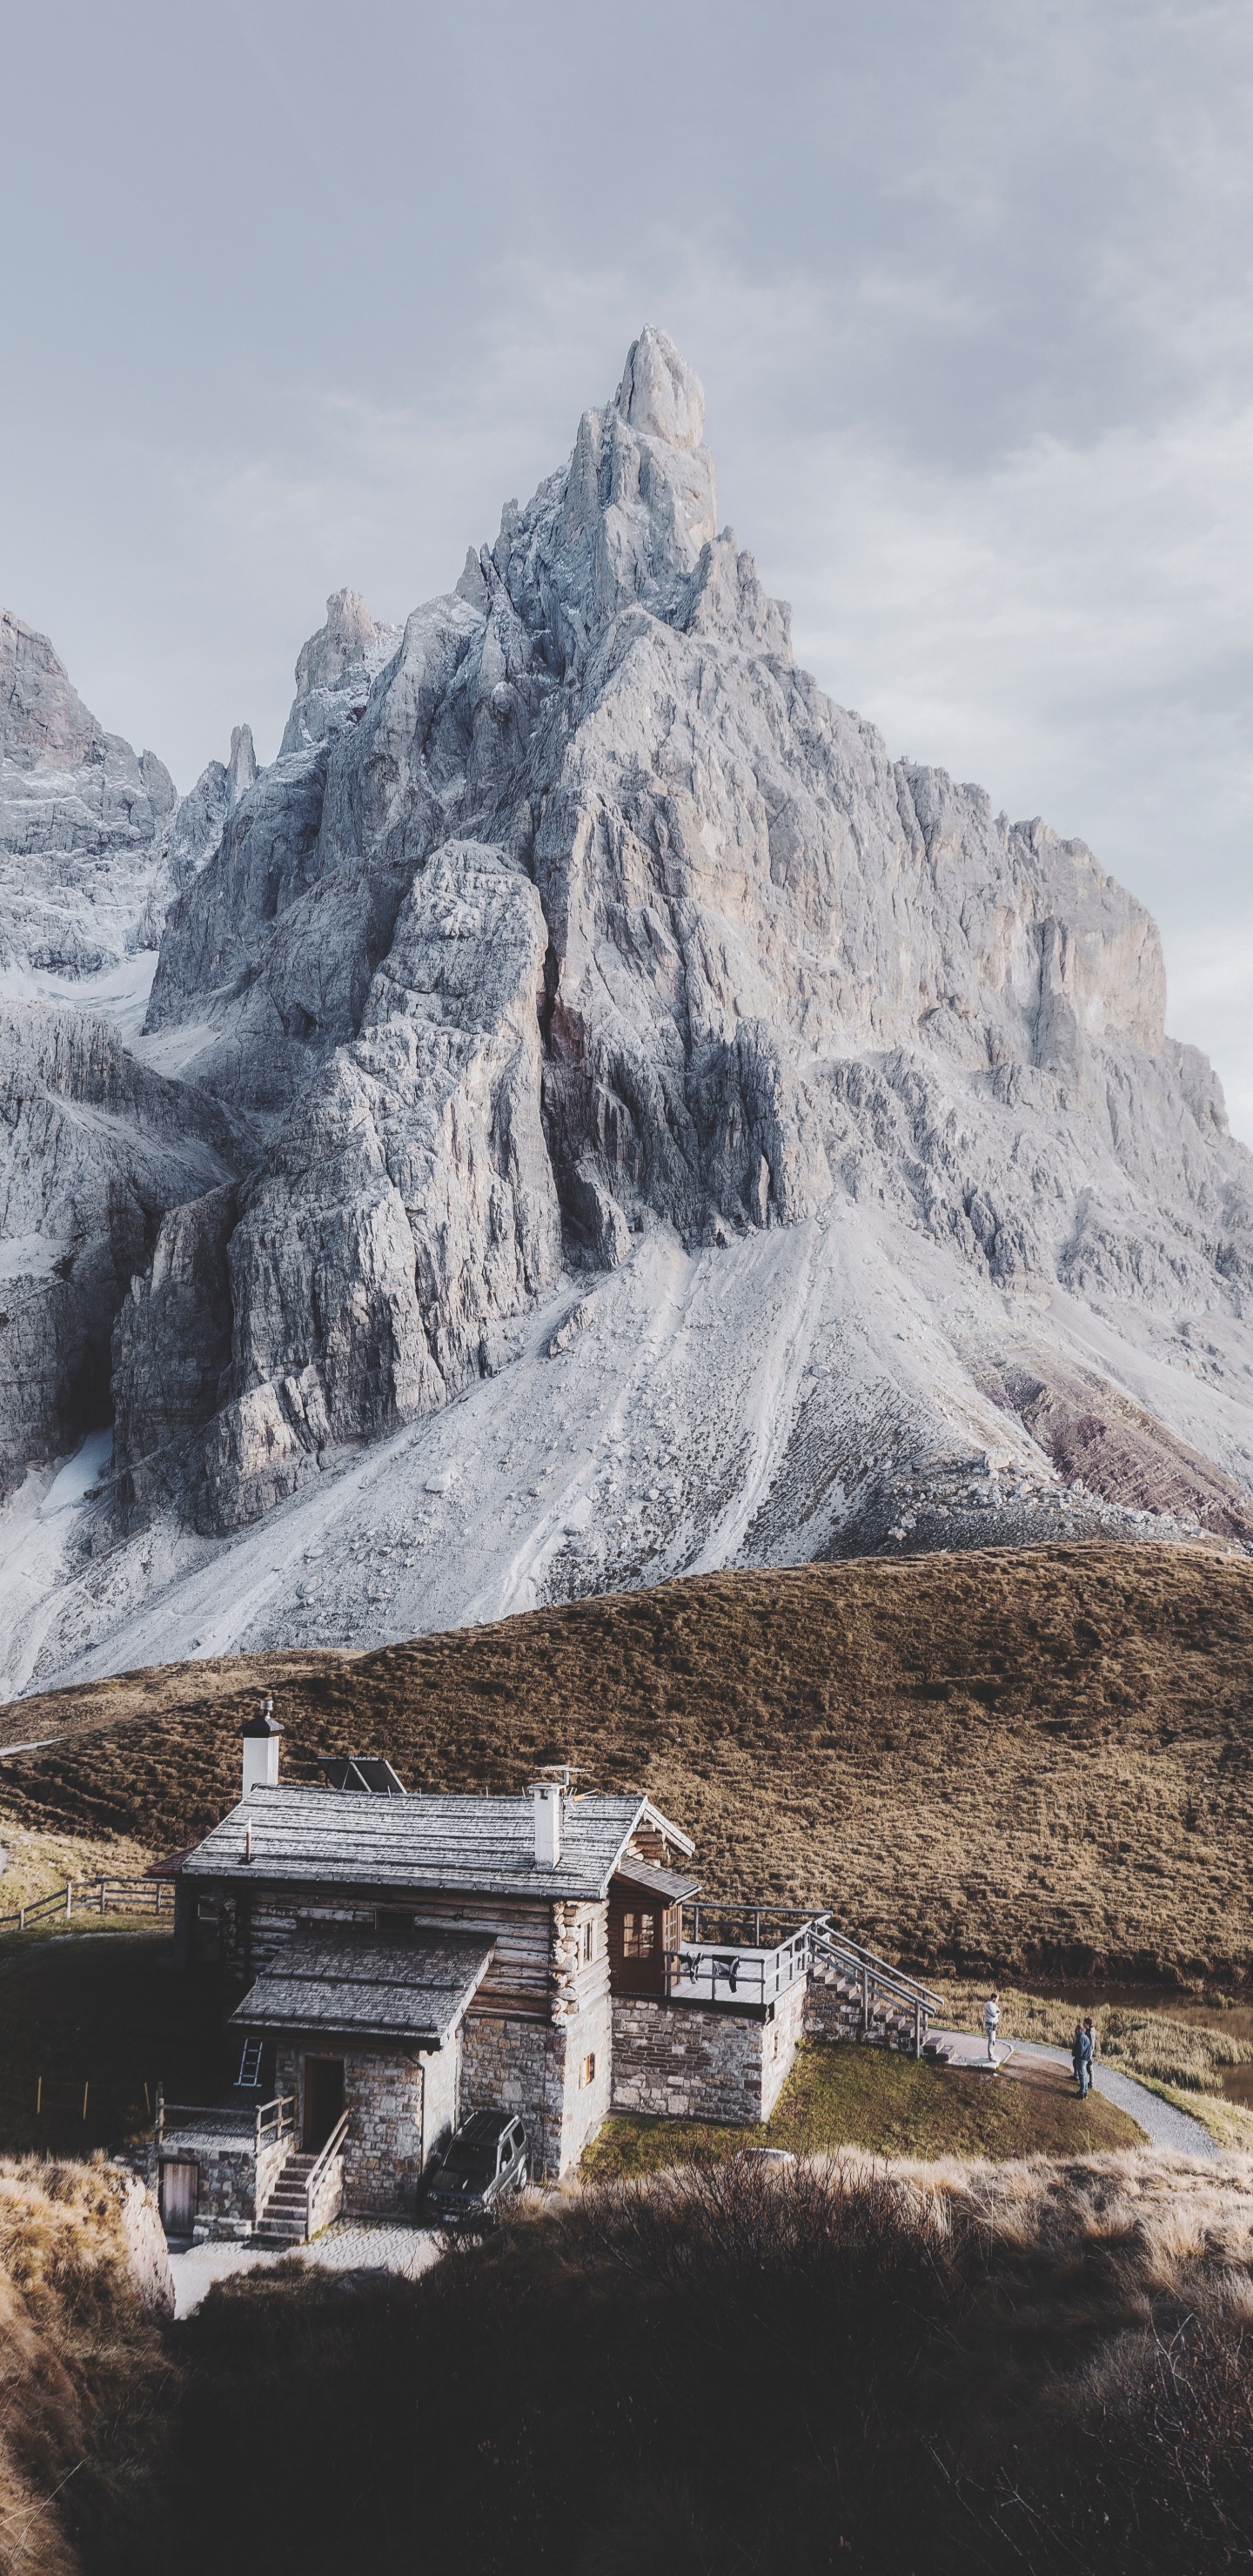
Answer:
top-left (531, 1781), bottom-right (563, 1868)
top-left (242, 1696), bottom-right (282, 1798)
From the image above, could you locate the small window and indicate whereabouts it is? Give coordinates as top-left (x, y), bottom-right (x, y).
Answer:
top-left (582, 1922), bottom-right (593, 1963)
top-left (580, 2052), bottom-right (597, 2089)
top-left (621, 1910), bottom-right (655, 1960)
top-left (196, 1898), bottom-right (218, 1921)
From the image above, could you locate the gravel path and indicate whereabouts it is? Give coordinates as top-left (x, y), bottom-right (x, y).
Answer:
top-left (933, 2029), bottom-right (1218, 2159)
top-left (168, 2216), bottom-right (442, 2318)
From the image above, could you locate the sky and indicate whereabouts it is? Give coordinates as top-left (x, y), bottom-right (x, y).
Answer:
top-left (4, 0), bottom-right (1253, 1128)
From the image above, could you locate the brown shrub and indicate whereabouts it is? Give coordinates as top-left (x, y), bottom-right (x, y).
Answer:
top-left (138, 2150), bottom-right (1253, 2576)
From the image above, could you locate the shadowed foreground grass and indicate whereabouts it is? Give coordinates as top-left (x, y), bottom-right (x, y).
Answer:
top-left (8, 2150), bottom-right (1253, 2575)
top-left (137, 2152), bottom-right (1253, 2576)
top-left (10, 1543), bottom-right (1253, 1982)
top-left (583, 2036), bottom-right (1145, 2177)
top-left (0, 1934), bottom-right (224, 2157)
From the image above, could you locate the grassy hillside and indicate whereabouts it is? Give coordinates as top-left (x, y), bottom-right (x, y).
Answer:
top-left (7, 1541), bottom-right (1253, 1982)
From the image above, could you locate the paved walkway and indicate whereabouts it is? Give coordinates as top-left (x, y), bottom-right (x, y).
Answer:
top-left (168, 2216), bottom-right (442, 2318)
top-left (932, 2029), bottom-right (1217, 2159)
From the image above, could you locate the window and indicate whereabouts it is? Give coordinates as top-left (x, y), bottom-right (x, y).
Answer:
top-left (621, 1910), bottom-right (655, 1960)
top-left (196, 1898), bottom-right (218, 1921)
top-left (580, 2052), bottom-right (597, 2089)
top-left (582, 1921), bottom-right (594, 1963)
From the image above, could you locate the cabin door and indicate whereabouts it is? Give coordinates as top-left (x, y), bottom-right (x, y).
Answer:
top-left (160, 2160), bottom-right (198, 2235)
top-left (303, 2056), bottom-right (345, 2152)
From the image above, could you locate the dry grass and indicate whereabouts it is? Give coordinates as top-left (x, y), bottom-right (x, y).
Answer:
top-left (8, 1541), bottom-right (1253, 1983)
top-left (0, 1814), bottom-right (156, 1924)
top-left (0, 2160), bottom-right (170, 2576)
top-left (139, 2149), bottom-right (1253, 2574)
top-left (935, 1976), bottom-right (1253, 2091)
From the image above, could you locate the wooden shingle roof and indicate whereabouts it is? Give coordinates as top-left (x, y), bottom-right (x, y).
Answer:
top-left (230, 1928), bottom-right (494, 2046)
top-left (180, 1787), bottom-right (691, 1902)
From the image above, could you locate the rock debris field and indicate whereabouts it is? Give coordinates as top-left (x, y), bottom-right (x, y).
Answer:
top-left (3, 329), bottom-right (1253, 1687)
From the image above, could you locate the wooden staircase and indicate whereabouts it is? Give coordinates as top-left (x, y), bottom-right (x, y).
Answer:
top-left (807, 1926), bottom-right (941, 2057)
top-left (255, 2151), bottom-right (318, 2245)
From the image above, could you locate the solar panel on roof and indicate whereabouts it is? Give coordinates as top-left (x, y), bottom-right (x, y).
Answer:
top-left (318, 1754), bottom-right (407, 1795)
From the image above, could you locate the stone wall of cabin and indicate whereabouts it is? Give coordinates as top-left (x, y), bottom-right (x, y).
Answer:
top-left (147, 2133), bottom-right (255, 2238)
top-left (276, 2043), bottom-right (427, 2216)
top-left (611, 1979), bottom-right (807, 2125)
top-left (459, 1989), bottom-right (611, 2181)
top-left (421, 2032), bottom-right (459, 2163)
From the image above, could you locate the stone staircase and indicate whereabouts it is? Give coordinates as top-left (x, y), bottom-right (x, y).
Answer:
top-left (806, 1928), bottom-right (941, 2057)
top-left (255, 2150), bottom-right (318, 2245)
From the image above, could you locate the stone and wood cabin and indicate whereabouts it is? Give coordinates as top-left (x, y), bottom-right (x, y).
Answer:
top-left (150, 1717), bottom-right (934, 2242)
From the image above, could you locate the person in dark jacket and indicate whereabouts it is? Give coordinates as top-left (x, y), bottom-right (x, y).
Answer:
top-left (1075, 2020), bottom-right (1095, 2098)
top-left (1071, 2022), bottom-right (1084, 2086)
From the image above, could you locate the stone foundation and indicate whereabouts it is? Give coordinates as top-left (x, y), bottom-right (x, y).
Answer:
top-left (611, 1977), bottom-right (807, 2124)
top-left (803, 1980), bottom-right (923, 2053)
top-left (460, 1994), bottom-right (611, 2180)
top-left (276, 2043), bottom-right (431, 2217)
top-left (141, 2121), bottom-right (258, 2240)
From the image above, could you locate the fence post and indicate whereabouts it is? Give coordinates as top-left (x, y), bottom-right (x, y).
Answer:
top-left (64, 1884), bottom-right (72, 1921)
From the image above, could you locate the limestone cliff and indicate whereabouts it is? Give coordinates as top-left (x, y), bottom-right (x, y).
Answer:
top-left (3, 332), bottom-right (1253, 1685)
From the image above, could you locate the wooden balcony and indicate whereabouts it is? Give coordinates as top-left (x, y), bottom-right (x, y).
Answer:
top-left (664, 1904), bottom-right (826, 2010)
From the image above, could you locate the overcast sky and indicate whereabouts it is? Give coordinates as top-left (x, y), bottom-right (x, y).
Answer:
top-left (5, 0), bottom-right (1253, 1128)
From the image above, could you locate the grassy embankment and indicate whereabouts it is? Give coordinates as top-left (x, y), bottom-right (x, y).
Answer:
top-left (0, 2158), bottom-right (170, 2576)
top-left (8, 1542), bottom-right (1253, 1987)
top-left (586, 2035), bottom-right (1144, 2175)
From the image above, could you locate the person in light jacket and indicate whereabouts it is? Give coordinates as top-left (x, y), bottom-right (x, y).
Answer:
top-left (1075, 2019), bottom-right (1095, 2098)
top-left (983, 1991), bottom-right (1001, 2066)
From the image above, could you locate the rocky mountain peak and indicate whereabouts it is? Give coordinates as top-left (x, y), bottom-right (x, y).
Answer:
top-left (0, 611), bottom-right (178, 983)
top-left (614, 325), bottom-right (707, 451)
top-left (293, 587), bottom-right (392, 700)
top-left (226, 723), bottom-right (258, 808)
top-left (6, 339), bottom-right (1253, 1693)
top-left (278, 589), bottom-right (402, 757)
top-left (1, 607), bottom-right (102, 774)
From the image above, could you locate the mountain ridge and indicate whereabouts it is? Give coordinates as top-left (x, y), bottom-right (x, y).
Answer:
top-left (2, 327), bottom-right (1252, 1690)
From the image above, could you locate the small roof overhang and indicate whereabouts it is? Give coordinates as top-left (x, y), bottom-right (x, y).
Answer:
top-left (613, 1855), bottom-right (700, 1905)
top-left (230, 1928), bottom-right (494, 2048)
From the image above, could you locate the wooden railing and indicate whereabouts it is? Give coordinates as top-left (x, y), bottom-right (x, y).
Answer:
top-left (305, 2110), bottom-right (349, 2237)
top-left (808, 1926), bottom-right (941, 2058)
top-left (0, 1875), bottom-right (174, 1935)
top-left (666, 1917), bottom-right (821, 2009)
top-left (661, 1907), bottom-right (941, 2056)
top-left (256, 2093), bottom-right (296, 2155)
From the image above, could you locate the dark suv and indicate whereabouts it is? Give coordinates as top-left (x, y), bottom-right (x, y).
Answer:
top-left (424, 2110), bottom-right (530, 2225)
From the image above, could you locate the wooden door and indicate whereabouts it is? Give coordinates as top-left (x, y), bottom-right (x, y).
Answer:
top-left (303, 2056), bottom-right (345, 2151)
top-left (160, 2159), bottom-right (198, 2235)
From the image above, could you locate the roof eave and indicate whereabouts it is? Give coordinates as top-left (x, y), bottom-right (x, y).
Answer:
top-left (639, 1798), bottom-right (696, 1858)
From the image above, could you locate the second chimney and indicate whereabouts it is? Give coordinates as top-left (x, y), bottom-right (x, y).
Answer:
top-left (531, 1781), bottom-right (563, 1869)
top-left (242, 1697), bottom-right (283, 1798)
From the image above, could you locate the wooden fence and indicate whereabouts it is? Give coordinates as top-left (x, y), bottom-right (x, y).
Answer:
top-left (0, 1875), bottom-right (175, 1935)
